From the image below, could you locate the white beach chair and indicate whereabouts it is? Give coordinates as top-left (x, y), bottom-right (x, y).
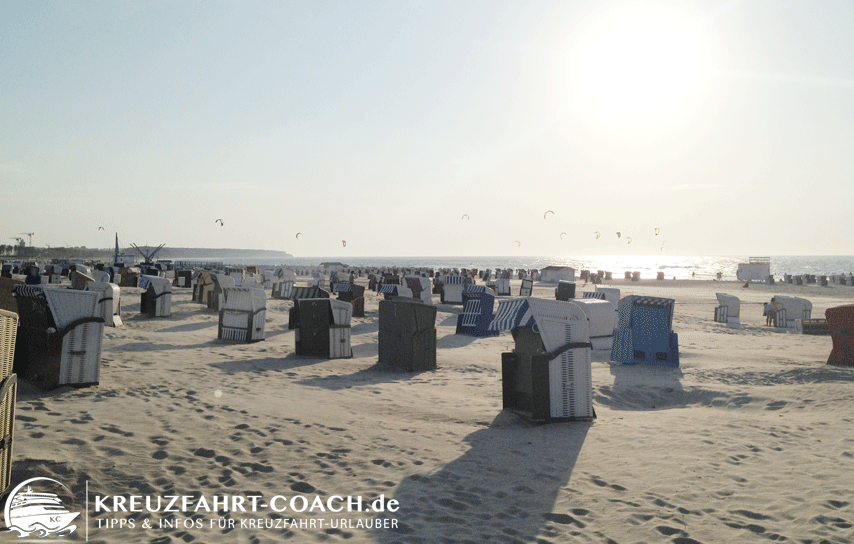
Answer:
top-left (13, 286), bottom-right (104, 388)
top-left (714, 293), bottom-right (741, 325)
top-left (218, 287), bottom-right (266, 342)
top-left (139, 275), bottom-right (172, 317)
top-left (85, 281), bottom-right (123, 327)
top-left (491, 297), bottom-right (595, 422)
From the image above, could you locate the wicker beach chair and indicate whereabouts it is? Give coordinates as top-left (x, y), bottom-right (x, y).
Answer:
top-left (12, 286), bottom-right (104, 389)
top-left (826, 305), bottom-right (854, 366)
top-left (378, 298), bottom-right (437, 371)
top-left (611, 295), bottom-right (679, 367)
top-left (218, 287), bottom-right (266, 342)
top-left (714, 293), bottom-right (740, 324)
top-left (0, 373), bottom-right (17, 496)
top-left (293, 298), bottom-right (352, 358)
top-left (440, 275), bottom-right (467, 304)
top-left (139, 275), bottom-right (172, 317)
top-left (84, 281), bottom-right (123, 327)
top-left (490, 297), bottom-right (595, 422)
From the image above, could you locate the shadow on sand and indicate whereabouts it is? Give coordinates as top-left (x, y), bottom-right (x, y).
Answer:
top-left (371, 411), bottom-right (590, 543)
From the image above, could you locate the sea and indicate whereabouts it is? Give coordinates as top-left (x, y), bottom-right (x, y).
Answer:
top-left (176, 255), bottom-right (854, 282)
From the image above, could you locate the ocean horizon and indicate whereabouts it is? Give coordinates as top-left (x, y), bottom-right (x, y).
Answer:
top-left (175, 255), bottom-right (854, 282)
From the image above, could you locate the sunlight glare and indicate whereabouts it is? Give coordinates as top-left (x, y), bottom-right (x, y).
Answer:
top-left (583, 15), bottom-right (700, 117)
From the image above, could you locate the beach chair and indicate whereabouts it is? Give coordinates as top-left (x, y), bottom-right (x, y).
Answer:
top-left (519, 278), bottom-right (533, 297)
top-left (84, 282), bottom-right (123, 327)
top-left (334, 283), bottom-right (366, 318)
top-left (287, 287), bottom-right (330, 329)
top-left (714, 293), bottom-right (741, 325)
top-left (611, 296), bottom-right (679, 368)
top-left (293, 298), bottom-right (352, 358)
top-left (440, 275), bottom-right (468, 304)
top-left (139, 275), bottom-right (172, 317)
top-left (70, 271), bottom-right (95, 290)
top-left (404, 275), bottom-right (433, 305)
top-left (795, 318), bottom-right (830, 335)
top-left (567, 298), bottom-right (618, 350)
top-left (380, 283), bottom-right (413, 301)
top-left (378, 299), bottom-right (437, 371)
top-left (490, 297), bottom-right (595, 422)
top-left (771, 296), bottom-right (811, 329)
top-left (194, 270), bottom-right (215, 304)
top-left (208, 274), bottom-right (235, 311)
top-left (218, 287), bottom-right (266, 342)
top-left (488, 278), bottom-right (511, 296)
top-left (0, 309), bottom-right (18, 383)
top-left (456, 286), bottom-right (498, 338)
top-left (272, 269), bottom-right (297, 300)
top-left (0, 373), bottom-right (17, 496)
top-left (594, 286), bottom-right (621, 307)
top-left (12, 286), bottom-right (104, 389)
top-left (555, 281), bottom-right (576, 301)
top-left (173, 270), bottom-right (192, 288)
top-left (826, 305), bottom-right (854, 366)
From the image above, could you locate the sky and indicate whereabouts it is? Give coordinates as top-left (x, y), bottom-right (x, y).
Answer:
top-left (2, 0), bottom-right (853, 258)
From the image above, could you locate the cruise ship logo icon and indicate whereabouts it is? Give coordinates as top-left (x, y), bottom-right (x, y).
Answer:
top-left (3, 477), bottom-right (79, 538)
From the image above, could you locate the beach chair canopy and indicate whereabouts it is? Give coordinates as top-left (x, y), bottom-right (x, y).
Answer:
top-left (380, 284), bottom-right (413, 298)
top-left (139, 275), bottom-right (172, 295)
top-left (490, 297), bottom-right (589, 353)
top-left (463, 284), bottom-right (495, 295)
top-left (771, 296), bottom-right (812, 316)
top-left (715, 293), bottom-right (741, 317)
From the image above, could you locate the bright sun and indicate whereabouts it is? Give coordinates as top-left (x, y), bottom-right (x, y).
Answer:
top-left (583, 15), bottom-right (700, 117)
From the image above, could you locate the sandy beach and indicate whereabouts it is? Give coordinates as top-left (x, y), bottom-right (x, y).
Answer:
top-left (4, 275), bottom-right (853, 543)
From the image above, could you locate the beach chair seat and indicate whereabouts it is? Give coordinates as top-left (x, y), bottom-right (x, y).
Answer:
top-left (139, 275), bottom-right (172, 317)
top-left (12, 286), bottom-right (104, 389)
top-left (194, 270), bottom-right (215, 304)
top-left (293, 299), bottom-right (352, 358)
top-left (84, 281), bottom-right (122, 327)
top-left (519, 278), bottom-right (533, 297)
top-left (826, 305), bottom-right (854, 366)
top-left (218, 287), bottom-right (266, 342)
top-left (611, 296), bottom-right (679, 367)
top-left (378, 299), bottom-right (437, 371)
top-left (490, 297), bottom-right (595, 422)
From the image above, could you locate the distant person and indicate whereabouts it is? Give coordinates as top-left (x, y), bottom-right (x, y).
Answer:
top-left (764, 300), bottom-right (775, 326)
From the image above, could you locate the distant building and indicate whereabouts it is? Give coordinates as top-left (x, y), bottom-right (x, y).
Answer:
top-left (539, 266), bottom-right (576, 283)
